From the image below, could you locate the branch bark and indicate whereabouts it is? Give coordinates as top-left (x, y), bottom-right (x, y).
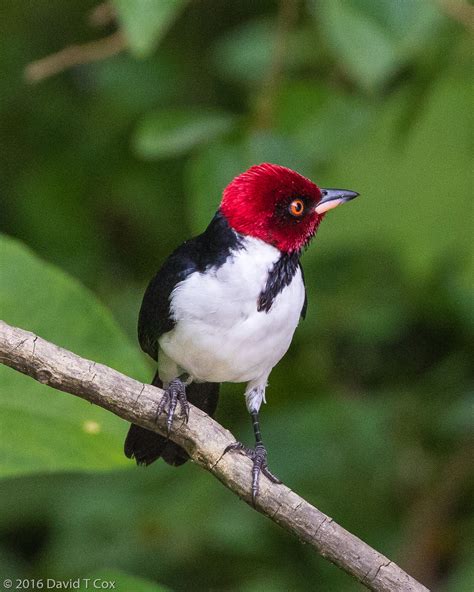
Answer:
top-left (0, 320), bottom-right (428, 592)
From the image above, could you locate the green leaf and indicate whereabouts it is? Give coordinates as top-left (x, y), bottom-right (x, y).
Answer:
top-left (274, 82), bottom-right (375, 170)
top-left (313, 56), bottom-right (471, 277)
top-left (212, 18), bottom-right (319, 86)
top-left (87, 570), bottom-right (172, 592)
top-left (113, 0), bottom-right (188, 58)
top-left (314, 0), bottom-right (442, 91)
top-left (318, 0), bottom-right (396, 91)
top-left (132, 108), bottom-right (235, 160)
top-left (0, 234), bottom-right (150, 478)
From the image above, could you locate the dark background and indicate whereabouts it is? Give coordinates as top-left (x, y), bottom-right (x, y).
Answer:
top-left (0, 1), bottom-right (472, 591)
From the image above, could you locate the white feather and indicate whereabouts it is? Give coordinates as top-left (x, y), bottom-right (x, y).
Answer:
top-left (158, 237), bottom-right (305, 409)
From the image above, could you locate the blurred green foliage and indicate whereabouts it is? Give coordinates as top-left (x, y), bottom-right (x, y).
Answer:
top-left (0, 1), bottom-right (472, 591)
top-left (0, 235), bottom-right (148, 477)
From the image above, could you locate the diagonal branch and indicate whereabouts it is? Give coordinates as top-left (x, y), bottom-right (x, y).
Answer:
top-left (24, 31), bottom-right (126, 84)
top-left (0, 320), bottom-right (428, 592)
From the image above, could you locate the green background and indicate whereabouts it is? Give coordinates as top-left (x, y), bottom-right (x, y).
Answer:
top-left (0, 1), bottom-right (472, 591)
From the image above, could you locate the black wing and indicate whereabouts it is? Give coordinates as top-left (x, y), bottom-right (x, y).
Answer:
top-left (299, 262), bottom-right (308, 320)
top-left (138, 245), bottom-right (196, 361)
top-left (138, 211), bottom-right (243, 361)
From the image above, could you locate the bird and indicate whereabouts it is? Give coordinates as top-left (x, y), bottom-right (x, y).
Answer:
top-left (125, 163), bottom-right (359, 502)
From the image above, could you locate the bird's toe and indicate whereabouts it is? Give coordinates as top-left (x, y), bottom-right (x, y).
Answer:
top-left (224, 440), bottom-right (279, 504)
top-left (155, 378), bottom-right (188, 434)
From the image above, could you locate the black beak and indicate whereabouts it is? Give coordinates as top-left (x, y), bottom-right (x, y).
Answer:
top-left (315, 188), bottom-right (360, 214)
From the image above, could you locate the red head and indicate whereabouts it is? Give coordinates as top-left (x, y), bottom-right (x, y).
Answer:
top-left (220, 163), bottom-right (358, 253)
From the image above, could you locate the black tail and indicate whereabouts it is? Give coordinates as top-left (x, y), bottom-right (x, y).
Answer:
top-left (124, 373), bottom-right (219, 467)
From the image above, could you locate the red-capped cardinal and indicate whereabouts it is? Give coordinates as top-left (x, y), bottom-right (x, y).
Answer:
top-left (125, 163), bottom-right (359, 502)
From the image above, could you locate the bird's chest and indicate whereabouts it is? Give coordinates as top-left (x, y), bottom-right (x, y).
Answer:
top-left (159, 239), bottom-right (305, 383)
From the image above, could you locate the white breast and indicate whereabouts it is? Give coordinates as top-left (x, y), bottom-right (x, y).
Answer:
top-left (158, 237), bottom-right (305, 385)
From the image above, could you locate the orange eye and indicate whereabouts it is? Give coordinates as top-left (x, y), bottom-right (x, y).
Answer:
top-left (289, 199), bottom-right (305, 217)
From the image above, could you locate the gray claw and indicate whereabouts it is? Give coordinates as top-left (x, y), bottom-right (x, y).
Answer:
top-left (224, 441), bottom-right (279, 504)
top-left (155, 378), bottom-right (189, 434)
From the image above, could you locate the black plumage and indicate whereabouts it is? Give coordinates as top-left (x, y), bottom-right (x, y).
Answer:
top-left (257, 251), bottom-right (305, 315)
top-left (126, 212), bottom-right (242, 466)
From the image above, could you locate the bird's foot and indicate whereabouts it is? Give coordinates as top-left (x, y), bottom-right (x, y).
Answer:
top-left (224, 441), bottom-right (281, 504)
top-left (155, 378), bottom-right (189, 434)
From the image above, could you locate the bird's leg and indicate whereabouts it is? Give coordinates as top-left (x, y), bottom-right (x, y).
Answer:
top-left (155, 375), bottom-right (190, 434)
top-left (224, 411), bottom-right (281, 504)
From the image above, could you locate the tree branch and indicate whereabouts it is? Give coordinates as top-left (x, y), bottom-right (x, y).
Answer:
top-left (24, 31), bottom-right (126, 84)
top-left (0, 320), bottom-right (428, 592)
